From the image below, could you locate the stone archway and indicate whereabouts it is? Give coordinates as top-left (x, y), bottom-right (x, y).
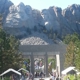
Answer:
top-left (19, 45), bottom-right (66, 77)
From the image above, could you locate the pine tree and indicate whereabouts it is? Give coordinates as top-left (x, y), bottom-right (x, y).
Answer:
top-left (64, 42), bottom-right (75, 67)
top-left (64, 33), bottom-right (80, 70)
top-left (0, 15), bottom-right (23, 73)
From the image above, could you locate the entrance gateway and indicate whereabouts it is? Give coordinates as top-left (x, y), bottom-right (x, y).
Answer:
top-left (19, 44), bottom-right (66, 77)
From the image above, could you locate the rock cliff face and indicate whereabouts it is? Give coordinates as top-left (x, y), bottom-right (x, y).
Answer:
top-left (0, 0), bottom-right (13, 13)
top-left (1, 0), bottom-right (80, 38)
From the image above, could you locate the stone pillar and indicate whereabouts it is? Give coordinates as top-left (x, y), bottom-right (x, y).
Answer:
top-left (60, 52), bottom-right (65, 76)
top-left (56, 54), bottom-right (60, 78)
top-left (30, 53), bottom-right (34, 77)
top-left (44, 52), bottom-right (49, 77)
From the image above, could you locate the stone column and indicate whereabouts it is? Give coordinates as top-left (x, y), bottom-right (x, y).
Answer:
top-left (60, 52), bottom-right (65, 76)
top-left (56, 54), bottom-right (60, 78)
top-left (44, 52), bottom-right (49, 77)
top-left (30, 52), bottom-right (34, 77)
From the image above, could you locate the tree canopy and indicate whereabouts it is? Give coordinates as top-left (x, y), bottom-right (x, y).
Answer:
top-left (64, 33), bottom-right (80, 70)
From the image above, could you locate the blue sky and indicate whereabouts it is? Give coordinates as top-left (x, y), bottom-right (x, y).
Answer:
top-left (11, 0), bottom-right (80, 10)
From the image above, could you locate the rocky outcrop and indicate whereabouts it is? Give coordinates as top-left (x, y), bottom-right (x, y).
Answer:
top-left (62, 4), bottom-right (80, 34)
top-left (1, 0), bottom-right (80, 38)
top-left (0, 0), bottom-right (13, 13)
top-left (0, 0), bottom-right (13, 21)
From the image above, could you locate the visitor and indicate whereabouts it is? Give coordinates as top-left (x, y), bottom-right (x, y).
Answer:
top-left (28, 72), bottom-right (33, 80)
top-left (34, 72), bottom-right (37, 78)
top-left (40, 71), bottom-right (43, 78)
top-left (21, 76), bottom-right (25, 80)
top-left (52, 75), bottom-right (55, 80)
top-left (21, 72), bottom-right (25, 80)
top-left (56, 75), bottom-right (59, 80)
